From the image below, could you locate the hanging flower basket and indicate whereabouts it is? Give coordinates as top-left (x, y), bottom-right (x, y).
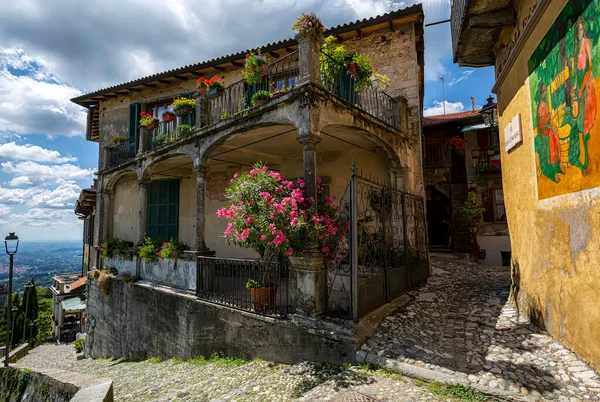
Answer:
top-left (162, 111), bottom-right (176, 123)
top-left (172, 97), bottom-right (197, 116)
top-left (140, 112), bottom-right (159, 131)
top-left (242, 51), bottom-right (270, 84)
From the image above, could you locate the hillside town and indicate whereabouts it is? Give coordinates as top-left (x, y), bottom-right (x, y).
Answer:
top-left (1, 1), bottom-right (600, 401)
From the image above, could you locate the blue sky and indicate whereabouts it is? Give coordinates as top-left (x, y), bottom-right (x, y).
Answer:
top-left (0, 0), bottom-right (494, 241)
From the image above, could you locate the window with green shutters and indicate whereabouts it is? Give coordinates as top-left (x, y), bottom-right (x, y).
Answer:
top-left (146, 180), bottom-right (180, 240)
top-left (128, 103), bottom-right (141, 156)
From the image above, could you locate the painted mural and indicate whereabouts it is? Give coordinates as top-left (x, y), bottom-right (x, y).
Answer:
top-left (529, 0), bottom-right (600, 199)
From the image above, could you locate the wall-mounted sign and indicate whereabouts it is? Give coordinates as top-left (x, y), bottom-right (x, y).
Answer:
top-left (504, 113), bottom-right (522, 152)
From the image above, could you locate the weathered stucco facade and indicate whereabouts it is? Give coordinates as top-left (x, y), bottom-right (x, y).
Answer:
top-left (454, 0), bottom-right (600, 368)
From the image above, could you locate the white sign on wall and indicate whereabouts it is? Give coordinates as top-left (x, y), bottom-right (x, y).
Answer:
top-left (504, 113), bottom-right (522, 152)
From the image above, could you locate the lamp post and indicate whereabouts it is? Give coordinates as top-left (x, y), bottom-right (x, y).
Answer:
top-left (4, 232), bottom-right (19, 368)
top-left (480, 95), bottom-right (498, 128)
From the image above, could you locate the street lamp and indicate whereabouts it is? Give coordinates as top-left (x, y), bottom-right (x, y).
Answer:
top-left (3, 232), bottom-right (19, 367)
top-left (480, 95), bottom-right (498, 127)
top-left (28, 322), bottom-right (35, 345)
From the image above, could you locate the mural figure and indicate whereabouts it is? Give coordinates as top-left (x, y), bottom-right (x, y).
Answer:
top-left (529, 0), bottom-right (600, 199)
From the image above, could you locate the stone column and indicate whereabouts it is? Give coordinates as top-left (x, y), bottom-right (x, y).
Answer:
top-left (191, 166), bottom-right (214, 255)
top-left (297, 135), bottom-right (321, 204)
top-left (194, 92), bottom-right (208, 129)
top-left (138, 127), bottom-right (150, 154)
top-left (289, 248), bottom-right (327, 319)
top-left (100, 189), bottom-right (112, 244)
top-left (297, 33), bottom-right (322, 86)
top-left (137, 179), bottom-right (148, 246)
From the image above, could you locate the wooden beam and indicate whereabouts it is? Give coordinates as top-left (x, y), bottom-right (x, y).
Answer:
top-left (268, 51), bottom-right (280, 58)
top-left (356, 28), bottom-right (362, 37)
top-left (144, 83), bottom-right (157, 88)
top-left (286, 47), bottom-right (296, 53)
top-left (158, 79), bottom-right (172, 84)
top-left (231, 61), bottom-right (244, 67)
top-left (213, 66), bottom-right (225, 71)
top-left (128, 88), bottom-right (143, 92)
top-left (103, 94), bottom-right (118, 98)
top-left (190, 71), bottom-right (203, 77)
top-left (174, 75), bottom-right (188, 80)
top-left (389, 21), bottom-right (395, 32)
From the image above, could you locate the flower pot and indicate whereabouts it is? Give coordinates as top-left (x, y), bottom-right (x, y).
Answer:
top-left (175, 106), bottom-right (194, 116)
top-left (197, 86), bottom-right (208, 93)
top-left (471, 150), bottom-right (480, 158)
top-left (146, 121), bottom-right (159, 131)
top-left (207, 87), bottom-right (224, 99)
top-left (254, 99), bottom-right (265, 107)
top-left (347, 62), bottom-right (358, 77)
top-left (249, 284), bottom-right (279, 310)
top-left (162, 112), bottom-right (176, 123)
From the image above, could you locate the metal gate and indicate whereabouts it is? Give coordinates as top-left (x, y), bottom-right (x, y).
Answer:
top-left (326, 165), bottom-right (429, 321)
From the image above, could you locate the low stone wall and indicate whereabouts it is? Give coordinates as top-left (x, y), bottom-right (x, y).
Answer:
top-left (85, 277), bottom-right (355, 364)
top-left (103, 257), bottom-right (136, 276)
top-left (0, 366), bottom-right (113, 402)
top-left (140, 258), bottom-right (196, 291)
top-left (8, 343), bottom-right (30, 363)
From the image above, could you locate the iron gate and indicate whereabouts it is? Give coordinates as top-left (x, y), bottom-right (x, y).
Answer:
top-left (326, 166), bottom-right (429, 321)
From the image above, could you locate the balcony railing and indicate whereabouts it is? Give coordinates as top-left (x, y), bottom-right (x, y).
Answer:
top-left (150, 112), bottom-right (195, 149)
top-left (196, 257), bottom-right (289, 318)
top-left (320, 51), bottom-right (401, 129)
top-left (424, 138), bottom-right (451, 167)
top-left (109, 140), bottom-right (136, 167)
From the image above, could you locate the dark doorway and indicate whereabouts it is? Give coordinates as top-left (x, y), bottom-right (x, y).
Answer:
top-left (426, 189), bottom-right (450, 246)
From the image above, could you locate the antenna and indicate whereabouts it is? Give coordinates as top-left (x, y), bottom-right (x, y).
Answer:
top-left (439, 76), bottom-right (446, 114)
top-left (471, 96), bottom-right (475, 111)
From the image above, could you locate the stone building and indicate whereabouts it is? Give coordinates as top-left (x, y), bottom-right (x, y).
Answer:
top-left (72, 6), bottom-right (428, 362)
top-left (453, 0), bottom-right (600, 368)
top-left (74, 183), bottom-right (97, 276)
top-left (423, 107), bottom-right (510, 265)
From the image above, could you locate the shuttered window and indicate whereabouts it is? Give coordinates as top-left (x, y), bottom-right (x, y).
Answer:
top-left (147, 180), bottom-right (179, 240)
top-left (128, 103), bottom-right (141, 155)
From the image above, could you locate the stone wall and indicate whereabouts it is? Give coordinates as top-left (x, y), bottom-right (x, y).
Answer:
top-left (85, 277), bottom-right (355, 364)
top-left (0, 367), bottom-right (113, 402)
top-left (140, 258), bottom-right (196, 291)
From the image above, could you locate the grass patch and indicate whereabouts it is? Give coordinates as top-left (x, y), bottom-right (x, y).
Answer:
top-left (187, 352), bottom-right (250, 368)
top-left (171, 357), bottom-right (184, 364)
top-left (147, 357), bottom-right (162, 364)
top-left (426, 382), bottom-right (490, 401)
top-left (353, 363), bottom-right (406, 382)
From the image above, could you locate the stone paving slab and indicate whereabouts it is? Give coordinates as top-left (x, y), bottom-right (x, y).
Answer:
top-left (360, 256), bottom-right (600, 401)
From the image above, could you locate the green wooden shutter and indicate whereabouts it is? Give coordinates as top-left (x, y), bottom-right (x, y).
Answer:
top-left (128, 103), bottom-right (141, 155)
top-left (147, 180), bottom-right (179, 240)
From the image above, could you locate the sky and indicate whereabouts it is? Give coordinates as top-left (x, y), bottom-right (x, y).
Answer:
top-left (0, 0), bottom-right (494, 241)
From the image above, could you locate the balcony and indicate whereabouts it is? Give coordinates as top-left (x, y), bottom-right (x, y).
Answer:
top-left (424, 138), bottom-right (451, 167)
top-left (105, 41), bottom-right (402, 170)
top-left (451, 0), bottom-right (515, 67)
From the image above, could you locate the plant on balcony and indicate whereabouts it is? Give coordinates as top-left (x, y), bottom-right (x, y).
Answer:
top-left (172, 97), bottom-right (197, 116)
top-left (158, 238), bottom-right (186, 260)
top-left (351, 53), bottom-right (375, 92)
top-left (320, 36), bottom-right (346, 90)
top-left (292, 13), bottom-right (325, 39)
top-left (371, 73), bottom-right (390, 90)
top-left (137, 235), bottom-right (163, 262)
top-left (449, 135), bottom-right (465, 156)
top-left (176, 124), bottom-right (193, 136)
top-left (161, 109), bottom-right (176, 123)
top-left (196, 77), bottom-right (211, 93)
top-left (153, 133), bottom-right (167, 147)
top-left (140, 112), bottom-right (159, 130)
top-left (217, 162), bottom-right (346, 302)
top-left (242, 50), bottom-right (269, 84)
top-left (251, 90), bottom-right (271, 106)
top-left (107, 136), bottom-right (127, 148)
top-left (100, 237), bottom-right (131, 259)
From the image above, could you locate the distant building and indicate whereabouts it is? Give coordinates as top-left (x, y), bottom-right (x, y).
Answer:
top-left (423, 108), bottom-right (510, 265)
top-left (0, 282), bottom-right (7, 310)
top-left (74, 182), bottom-right (98, 277)
top-left (50, 274), bottom-right (86, 342)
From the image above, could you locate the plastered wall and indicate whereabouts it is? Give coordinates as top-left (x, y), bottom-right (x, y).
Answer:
top-left (495, 0), bottom-right (600, 368)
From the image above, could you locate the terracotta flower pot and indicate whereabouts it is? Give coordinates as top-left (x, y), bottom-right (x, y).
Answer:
top-left (254, 99), bottom-right (265, 107)
top-left (249, 284), bottom-right (279, 311)
top-left (197, 86), bottom-right (208, 93)
top-left (347, 62), bottom-right (358, 77)
top-left (147, 121), bottom-right (159, 131)
top-left (162, 112), bottom-right (176, 123)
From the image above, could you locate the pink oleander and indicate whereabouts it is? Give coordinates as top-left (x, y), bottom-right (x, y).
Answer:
top-left (217, 162), bottom-right (347, 263)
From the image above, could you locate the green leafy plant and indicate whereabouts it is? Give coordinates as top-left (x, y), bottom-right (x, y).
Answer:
top-left (426, 382), bottom-right (489, 401)
top-left (154, 134), bottom-right (167, 146)
top-left (158, 238), bottom-right (185, 260)
top-left (220, 109), bottom-right (230, 120)
top-left (352, 53), bottom-right (374, 92)
top-left (73, 338), bottom-right (84, 353)
top-left (242, 50), bottom-right (269, 84)
top-left (137, 236), bottom-right (163, 262)
top-left (176, 124), bottom-right (193, 136)
top-left (245, 279), bottom-right (262, 289)
top-left (320, 36), bottom-right (347, 90)
top-left (100, 237), bottom-right (131, 259)
top-left (251, 90), bottom-right (271, 106)
top-left (462, 191), bottom-right (485, 222)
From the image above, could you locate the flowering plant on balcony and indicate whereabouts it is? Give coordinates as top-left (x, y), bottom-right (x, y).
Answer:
top-left (161, 108), bottom-right (176, 123)
top-left (449, 135), bottom-right (466, 155)
top-left (217, 162), bottom-right (346, 268)
top-left (351, 53), bottom-right (375, 92)
top-left (251, 90), bottom-right (271, 106)
top-left (292, 13), bottom-right (325, 39)
top-left (140, 112), bottom-right (159, 130)
top-left (242, 50), bottom-right (269, 84)
top-left (107, 136), bottom-right (127, 148)
top-left (100, 237), bottom-right (131, 259)
top-left (137, 235), bottom-right (162, 262)
top-left (172, 97), bottom-right (197, 115)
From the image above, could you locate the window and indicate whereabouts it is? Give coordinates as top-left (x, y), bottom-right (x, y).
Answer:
top-left (147, 180), bottom-right (180, 240)
top-left (146, 94), bottom-right (195, 147)
top-left (493, 189), bottom-right (506, 222)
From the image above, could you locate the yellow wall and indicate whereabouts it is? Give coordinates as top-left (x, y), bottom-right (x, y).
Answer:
top-left (495, 0), bottom-right (600, 368)
top-left (112, 177), bottom-right (138, 241)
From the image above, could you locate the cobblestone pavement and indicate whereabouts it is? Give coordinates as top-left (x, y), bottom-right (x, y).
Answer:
top-left (16, 344), bottom-right (459, 401)
top-left (361, 255), bottom-right (600, 401)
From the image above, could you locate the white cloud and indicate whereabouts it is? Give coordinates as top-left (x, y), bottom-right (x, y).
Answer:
top-left (0, 142), bottom-right (76, 163)
top-left (33, 183), bottom-right (82, 208)
top-left (448, 69), bottom-right (474, 86)
top-left (2, 161), bottom-right (93, 187)
top-left (423, 100), bottom-right (465, 116)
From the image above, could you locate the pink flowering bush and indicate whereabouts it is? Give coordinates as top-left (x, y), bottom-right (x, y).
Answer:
top-left (217, 162), bottom-right (346, 285)
top-left (292, 13), bottom-right (326, 38)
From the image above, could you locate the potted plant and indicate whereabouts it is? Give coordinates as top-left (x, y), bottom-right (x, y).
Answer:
top-left (161, 109), bottom-right (176, 123)
top-left (217, 162), bottom-right (346, 311)
top-left (196, 77), bottom-right (211, 93)
top-left (176, 124), bottom-right (193, 137)
top-left (107, 136), bottom-right (127, 148)
top-left (291, 13), bottom-right (326, 40)
top-left (207, 76), bottom-right (226, 99)
top-left (140, 112), bottom-right (159, 131)
top-left (242, 50), bottom-right (270, 84)
top-left (251, 90), bottom-right (271, 106)
top-left (320, 36), bottom-right (347, 90)
top-left (352, 53), bottom-right (375, 92)
top-left (153, 133), bottom-right (167, 147)
top-left (449, 135), bottom-right (466, 156)
top-left (462, 190), bottom-right (485, 223)
top-left (172, 97), bottom-right (197, 116)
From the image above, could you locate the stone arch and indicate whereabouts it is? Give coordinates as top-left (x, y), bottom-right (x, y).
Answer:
top-left (105, 168), bottom-right (139, 192)
top-left (141, 151), bottom-right (196, 182)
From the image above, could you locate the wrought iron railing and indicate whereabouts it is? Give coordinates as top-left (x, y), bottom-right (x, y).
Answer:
top-left (150, 112), bottom-right (195, 149)
top-left (109, 140), bottom-right (136, 167)
top-left (451, 0), bottom-right (468, 57)
top-left (424, 138), bottom-right (451, 167)
top-left (268, 50), bottom-right (299, 92)
top-left (196, 257), bottom-right (289, 318)
top-left (319, 51), bottom-right (401, 129)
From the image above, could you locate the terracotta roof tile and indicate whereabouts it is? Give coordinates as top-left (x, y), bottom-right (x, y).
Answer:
top-left (423, 110), bottom-right (482, 127)
top-left (70, 277), bottom-right (87, 291)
